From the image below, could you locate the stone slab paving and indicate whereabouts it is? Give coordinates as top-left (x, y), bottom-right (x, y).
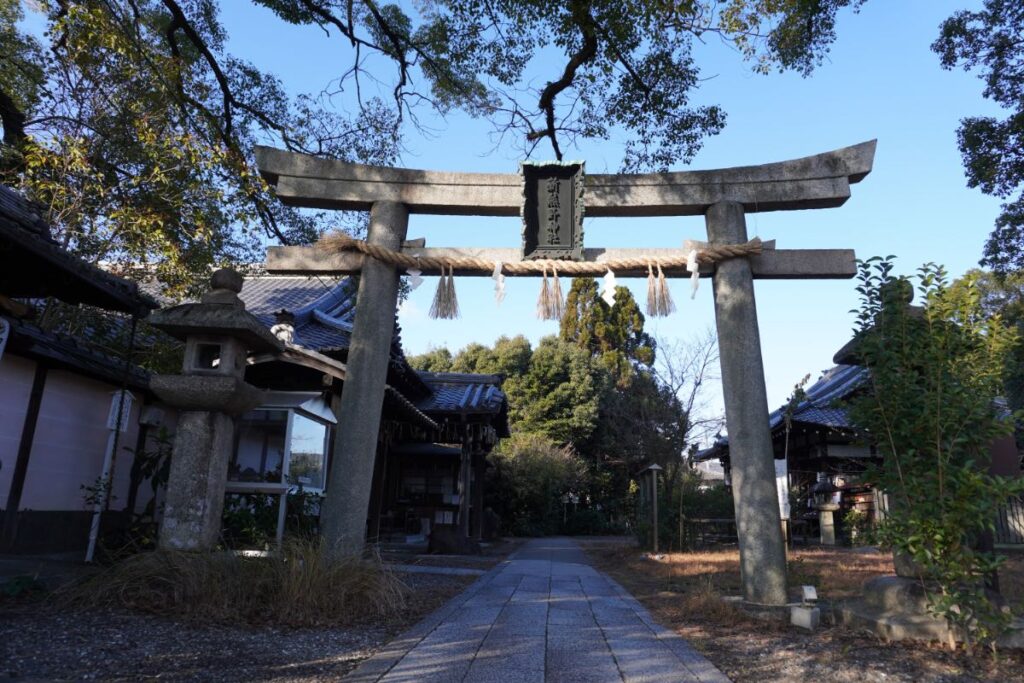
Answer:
top-left (346, 537), bottom-right (730, 683)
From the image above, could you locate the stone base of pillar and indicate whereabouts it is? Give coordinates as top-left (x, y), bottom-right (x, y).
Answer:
top-left (158, 411), bottom-right (235, 551)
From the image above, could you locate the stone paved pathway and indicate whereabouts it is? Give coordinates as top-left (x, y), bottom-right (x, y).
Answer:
top-left (346, 537), bottom-right (730, 682)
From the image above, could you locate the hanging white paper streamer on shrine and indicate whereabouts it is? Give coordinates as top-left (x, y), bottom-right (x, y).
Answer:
top-left (601, 269), bottom-right (617, 306)
top-left (406, 268), bottom-right (424, 290)
top-left (491, 262), bottom-right (506, 305)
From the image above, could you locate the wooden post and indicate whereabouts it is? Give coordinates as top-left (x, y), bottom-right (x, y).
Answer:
top-left (472, 452), bottom-right (486, 540)
top-left (651, 471), bottom-right (659, 554)
top-left (1, 363), bottom-right (47, 551)
top-left (458, 438), bottom-right (472, 540)
top-left (319, 201), bottom-right (409, 558)
top-left (707, 200), bottom-right (789, 605)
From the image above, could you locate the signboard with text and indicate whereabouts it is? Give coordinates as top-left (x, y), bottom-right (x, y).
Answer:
top-left (520, 161), bottom-right (585, 261)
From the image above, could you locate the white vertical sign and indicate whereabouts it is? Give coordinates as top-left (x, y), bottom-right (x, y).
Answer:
top-left (775, 458), bottom-right (790, 520)
top-left (106, 390), bottom-right (135, 432)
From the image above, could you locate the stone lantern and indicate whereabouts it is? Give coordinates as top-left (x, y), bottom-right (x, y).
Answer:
top-left (811, 476), bottom-right (840, 546)
top-left (148, 269), bottom-right (282, 551)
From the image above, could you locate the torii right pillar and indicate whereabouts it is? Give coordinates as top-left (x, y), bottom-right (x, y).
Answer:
top-left (707, 201), bottom-right (788, 605)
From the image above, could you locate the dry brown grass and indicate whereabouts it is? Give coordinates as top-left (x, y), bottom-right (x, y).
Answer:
top-left (582, 539), bottom-right (1024, 682)
top-left (593, 544), bottom-right (895, 615)
top-left (56, 538), bottom-right (408, 627)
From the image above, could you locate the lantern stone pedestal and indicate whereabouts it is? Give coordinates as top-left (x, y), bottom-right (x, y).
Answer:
top-left (816, 502), bottom-right (840, 546)
top-left (148, 269), bottom-right (282, 552)
top-left (836, 575), bottom-right (1024, 649)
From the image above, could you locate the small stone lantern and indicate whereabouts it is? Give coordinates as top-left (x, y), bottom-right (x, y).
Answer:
top-left (811, 477), bottom-right (840, 546)
top-left (148, 269), bottom-right (282, 551)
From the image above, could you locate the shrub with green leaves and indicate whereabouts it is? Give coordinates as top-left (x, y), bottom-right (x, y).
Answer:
top-left (847, 258), bottom-right (1024, 647)
top-left (486, 432), bottom-right (590, 536)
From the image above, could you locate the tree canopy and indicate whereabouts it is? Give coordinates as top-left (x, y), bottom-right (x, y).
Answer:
top-left (408, 283), bottom-right (721, 533)
top-left (1, 0), bottom-right (865, 292)
top-left (932, 0), bottom-right (1024, 275)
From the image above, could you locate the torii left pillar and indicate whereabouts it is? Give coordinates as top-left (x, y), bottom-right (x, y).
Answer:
top-left (320, 201), bottom-right (409, 558)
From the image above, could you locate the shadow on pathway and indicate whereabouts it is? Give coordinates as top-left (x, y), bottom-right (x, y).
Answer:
top-left (346, 537), bottom-right (730, 682)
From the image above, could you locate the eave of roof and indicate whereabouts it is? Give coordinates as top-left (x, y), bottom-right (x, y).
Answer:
top-left (3, 315), bottom-right (150, 390)
top-left (0, 185), bottom-right (157, 315)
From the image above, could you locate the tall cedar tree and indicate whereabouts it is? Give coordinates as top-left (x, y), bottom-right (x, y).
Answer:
top-left (560, 277), bottom-right (655, 385)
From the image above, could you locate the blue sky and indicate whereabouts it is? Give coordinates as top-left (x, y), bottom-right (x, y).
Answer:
top-left (215, 1), bottom-right (1004, 437)
top-left (27, 2), bottom-right (1004, 438)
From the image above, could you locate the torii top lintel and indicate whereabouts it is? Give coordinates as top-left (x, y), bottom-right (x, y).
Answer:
top-left (254, 140), bottom-right (876, 218)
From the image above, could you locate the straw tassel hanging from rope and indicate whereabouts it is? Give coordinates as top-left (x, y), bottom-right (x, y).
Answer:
top-left (429, 264), bottom-right (460, 319)
top-left (645, 262), bottom-right (676, 317)
top-left (656, 263), bottom-right (676, 316)
top-left (550, 266), bottom-right (564, 319)
top-left (536, 264), bottom-right (565, 320)
top-left (646, 263), bottom-right (658, 316)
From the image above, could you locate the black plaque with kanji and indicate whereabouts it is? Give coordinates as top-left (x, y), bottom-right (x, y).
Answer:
top-left (520, 161), bottom-right (585, 261)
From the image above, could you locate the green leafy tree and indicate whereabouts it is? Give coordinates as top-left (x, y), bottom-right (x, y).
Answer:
top-left (1, 0), bottom-right (398, 294)
top-left (450, 336), bottom-right (533, 377)
top-left (846, 257), bottom-right (1024, 647)
top-left (407, 347), bottom-right (454, 373)
top-left (486, 432), bottom-right (590, 536)
top-left (509, 336), bottom-right (607, 446)
top-left (948, 269), bottom-right (1024, 451)
top-left (933, 1), bottom-right (1024, 275)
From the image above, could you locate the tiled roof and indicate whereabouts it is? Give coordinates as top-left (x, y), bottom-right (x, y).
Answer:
top-left (239, 275), bottom-right (354, 352)
top-left (695, 364), bottom-right (865, 461)
top-left (3, 315), bottom-right (150, 389)
top-left (237, 274), bottom-right (428, 398)
top-left (767, 364), bottom-right (866, 431)
top-left (0, 184), bottom-right (157, 315)
top-left (417, 373), bottom-right (507, 414)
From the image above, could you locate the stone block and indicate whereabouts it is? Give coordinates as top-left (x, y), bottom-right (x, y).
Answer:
top-left (790, 605), bottom-right (821, 631)
top-left (996, 618), bottom-right (1024, 650)
top-left (862, 575), bottom-right (932, 615)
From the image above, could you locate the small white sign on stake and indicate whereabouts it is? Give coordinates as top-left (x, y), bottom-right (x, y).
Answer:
top-left (106, 390), bottom-right (135, 432)
top-left (775, 457), bottom-right (790, 521)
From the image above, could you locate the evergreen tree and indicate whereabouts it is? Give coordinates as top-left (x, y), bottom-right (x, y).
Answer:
top-left (560, 277), bottom-right (655, 385)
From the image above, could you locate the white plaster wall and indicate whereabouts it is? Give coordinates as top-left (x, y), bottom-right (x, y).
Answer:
top-left (0, 354), bottom-right (36, 509)
top-left (17, 368), bottom-right (142, 512)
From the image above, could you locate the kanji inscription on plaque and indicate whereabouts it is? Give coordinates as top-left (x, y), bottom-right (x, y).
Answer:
top-left (520, 160), bottom-right (584, 261)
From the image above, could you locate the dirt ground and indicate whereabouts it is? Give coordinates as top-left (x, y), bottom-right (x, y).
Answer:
top-left (581, 537), bottom-right (1024, 683)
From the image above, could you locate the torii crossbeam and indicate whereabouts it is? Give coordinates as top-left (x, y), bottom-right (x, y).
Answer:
top-left (256, 140), bottom-right (876, 606)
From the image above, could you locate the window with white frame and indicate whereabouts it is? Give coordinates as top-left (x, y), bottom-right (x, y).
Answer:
top-left (229, 393), bottom-right (334, 493)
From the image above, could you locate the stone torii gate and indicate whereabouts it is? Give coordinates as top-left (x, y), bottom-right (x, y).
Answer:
top-left (255, 140), bottom-right (876, 606)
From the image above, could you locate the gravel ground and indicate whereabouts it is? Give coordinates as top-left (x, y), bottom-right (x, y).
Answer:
top-left (0, 573), bottom-right (474, 682)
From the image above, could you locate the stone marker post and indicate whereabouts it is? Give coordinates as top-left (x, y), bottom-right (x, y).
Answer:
top-left (320, 201), bottom-right (409, 558)
top-left (149, 269), bottom-right (282, 551)
top-left (706, 201), bottom-right (788, 605)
